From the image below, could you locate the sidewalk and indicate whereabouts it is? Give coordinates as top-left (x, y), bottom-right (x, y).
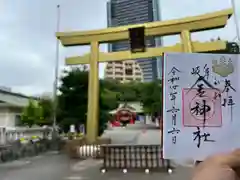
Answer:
top-left (0, 151), bottom-right (60, 168)
top-left (64, 159), bottom-right (192, 180)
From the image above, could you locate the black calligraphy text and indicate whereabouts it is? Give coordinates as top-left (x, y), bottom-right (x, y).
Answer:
top-left (193, 127), bottom-right (215, 148)
top-left (167, 66), bottom-right (181, 144)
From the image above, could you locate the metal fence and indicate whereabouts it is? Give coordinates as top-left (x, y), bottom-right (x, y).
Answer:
top-left (101, 144), bottom-right (171, 171)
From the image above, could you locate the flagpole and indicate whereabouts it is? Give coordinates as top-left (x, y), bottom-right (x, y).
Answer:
top-left (231, 0), bottom-right (240, 42)
top-left (52, 4), bottom-right (61, 135)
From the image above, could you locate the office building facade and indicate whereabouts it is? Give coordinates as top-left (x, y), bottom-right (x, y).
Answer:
top-left (106, 0), bottom-right (162, 81)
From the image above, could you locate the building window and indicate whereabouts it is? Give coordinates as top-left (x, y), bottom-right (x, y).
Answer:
top-left (125, 68), bottom-right (133, 75)
top-left (15, 115), bottom-right (21, 126)
top-left (116, 77), bottom-right (123, 81)
top-left (111, 4), bottom-right (116, 18)
top-left (115, 73), bottom-right (123, 76)
top-left (107, 72), bottom-right (113, 75)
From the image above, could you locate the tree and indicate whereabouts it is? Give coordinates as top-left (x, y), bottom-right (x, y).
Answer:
top-left (139, 80), bottom-right (162, 116)
top-left (21, 100), bottom-right (43, 127)
top-left (57, 67), bottom-right (117, 135)
top-left (36, 98), bottom-right (53, 126)
top-left (103, 80), bottom-right (140, 102)
top-left (57, 68), bottom-right (89, 132)
top-left (100, 88), bottom-right (119, 110)
top-left (99, 80), bottom-right (119, 135)
top-left (57, 66), bottom-right (163, 134)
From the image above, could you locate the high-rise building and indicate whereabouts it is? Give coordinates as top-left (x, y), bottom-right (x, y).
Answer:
top-left (106, 0), bottom-right (162, 81)
top-left (104, 60), bottom-right (143, 83)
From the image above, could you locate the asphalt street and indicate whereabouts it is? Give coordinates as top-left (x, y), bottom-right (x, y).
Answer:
top-left (0, 152), bottom-right (72, 180)
top-left (0, 153), bottom-right (192, 180)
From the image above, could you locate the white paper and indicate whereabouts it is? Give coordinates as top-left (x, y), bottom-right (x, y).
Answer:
top-left (163, 52), bottom-right (240, 161)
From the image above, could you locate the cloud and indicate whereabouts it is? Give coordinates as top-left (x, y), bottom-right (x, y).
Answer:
top-left (0, 0), bottom-right (238, 96)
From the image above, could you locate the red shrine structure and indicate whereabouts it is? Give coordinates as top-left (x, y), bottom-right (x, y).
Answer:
top-left (109, 102), bottom-right (143, 127)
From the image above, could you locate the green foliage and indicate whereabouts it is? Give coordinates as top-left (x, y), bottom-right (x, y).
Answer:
top-left (139, 80), bottom-right (162, 115)
top-left (57, 68), bottom-right (119, 135)
top-left (101, 80), bottom-right (141, 102)
top-left (99, 80), bottom-right (119, 135)
top-left (21, 100), bottom-right (43, 127)
top-left (100, 80), bottom-right (119, 110)
top-left (57, 68), bottom-right (89, 132)
top-left (21, 98), bottom-right (54, 127)
top-left (100, 79), bottom-right (162, 115)
top-left (36, 98), bottom-right (53, 126)
top-left (57, 66), bottom-right (163, 134)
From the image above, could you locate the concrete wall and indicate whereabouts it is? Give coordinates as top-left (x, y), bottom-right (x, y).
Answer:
top-left (0, 107), bottom-right (22, 128)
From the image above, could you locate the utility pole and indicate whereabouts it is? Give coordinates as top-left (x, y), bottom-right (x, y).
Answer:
top-left (52, 4), bottom-right (61, 140)
top-left (231, 0), bottom-right (240, 42)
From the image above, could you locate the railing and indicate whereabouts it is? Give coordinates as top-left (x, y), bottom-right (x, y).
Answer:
top-left (101, 144), bottom-right (171, 172)
top-left (0, 127), bottom-right (52, 144)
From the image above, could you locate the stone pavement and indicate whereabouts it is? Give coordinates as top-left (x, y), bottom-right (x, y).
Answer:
top-left (101, 124), bottom-right (195, 167)
top-left (67, 123), bottom-right (194, 179)
top-left (0, 153), bottom-right (193, 180)
top-left (102, 124), bottom-right (161, 145)
top-left (65, 159), bottom-right (192, 180)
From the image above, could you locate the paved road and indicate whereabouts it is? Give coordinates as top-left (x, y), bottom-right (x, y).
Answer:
top-left (0, 152), bottom-right (192, 180)
top-left (0, 152), bottom-right (71, 180)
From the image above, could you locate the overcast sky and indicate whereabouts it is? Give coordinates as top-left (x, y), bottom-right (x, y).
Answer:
top-left (0, 0), bottom-right (238, 96)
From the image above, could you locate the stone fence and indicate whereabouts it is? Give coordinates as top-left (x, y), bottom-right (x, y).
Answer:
top-left (0, 127), bottom-right (52, 144)
top-left (0, 127), bottom-right (65, 163)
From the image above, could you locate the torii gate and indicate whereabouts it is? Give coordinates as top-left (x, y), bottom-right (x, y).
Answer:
top-left (56, 8), bottom-right (233, 143)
